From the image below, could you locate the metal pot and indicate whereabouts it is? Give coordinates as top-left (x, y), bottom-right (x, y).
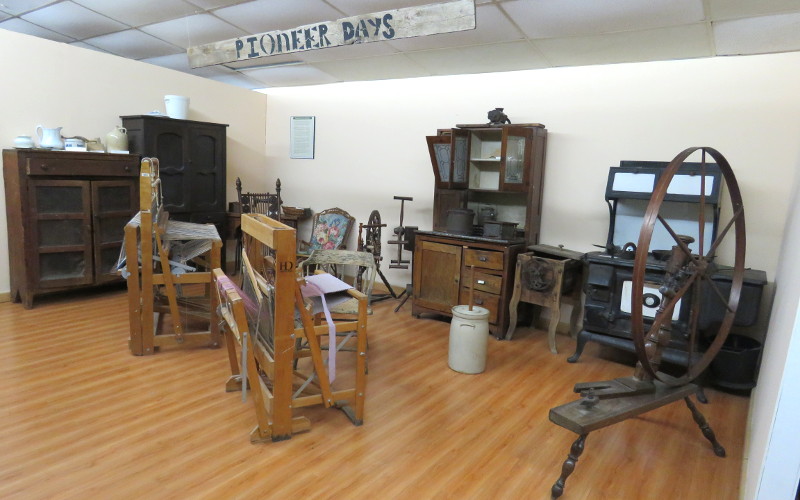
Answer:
top-left (483, 220), bottom-right (518, 239)
top-left (446, 208), bottom-right (474, 235)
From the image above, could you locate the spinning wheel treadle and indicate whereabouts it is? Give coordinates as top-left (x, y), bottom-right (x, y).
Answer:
top-left (548, 147), bottom-right (743, 498)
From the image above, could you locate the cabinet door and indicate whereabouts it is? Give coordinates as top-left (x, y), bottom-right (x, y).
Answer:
top-left (413, 239), bottom-right (462, 313)
top-left (499, 126), bottom-right (534, 192)
top-left (92, 180), bottom-right (138, 283)
top-left (450, 128), bottom-right (469, 189)
top-left (427, 135), bottom-right (452, 188)
top-left (28, 179), bottom-right (93, 288)
top-left (189, 125), bottom-right (226, 213)
top-left (149, 121), bottom-right (189, 212)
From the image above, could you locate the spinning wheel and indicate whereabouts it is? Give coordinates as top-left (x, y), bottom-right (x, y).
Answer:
top-left (631, 146), bottom-right (746, 386)
top-left (363, 210), bottom-right (382, 259)
top-left (522, 257), bottom-right (556, 292)
top-left (548, 147), bottom-right (744, 498)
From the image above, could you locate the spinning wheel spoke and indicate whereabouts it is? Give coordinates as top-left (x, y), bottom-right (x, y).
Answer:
top-left (656, 214), bottom-right (694, 258)
top-left (704, 206), bottom-right (744, 259)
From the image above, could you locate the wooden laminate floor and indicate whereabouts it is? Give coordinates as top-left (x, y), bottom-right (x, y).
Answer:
top-left (0, 290), bottom-right (749, 499)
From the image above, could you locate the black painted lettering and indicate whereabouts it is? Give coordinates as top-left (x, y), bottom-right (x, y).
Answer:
top-left (382, 13), bottom-right (395, 39)
top-left (318, 23), bottom-right (330, 46)
top-left (367, 18), bottom-right (381, 36)
top-left (342, 21), bottom-right (355, 42)
top-left (276, 32), bottom-right (290, 52)
top-left (235, 39), bottom-right (244, 58)
top-left (291, 29), bottom-right (302, 50)
top-left (355, 19), bottom-right (369, 39)
top-left (304, 27), bottom-right (316, 49)
top-left (246, 36), bottom-right (259, 57)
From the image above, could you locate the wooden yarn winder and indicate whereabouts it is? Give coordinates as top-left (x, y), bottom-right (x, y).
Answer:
top-left (214, 214), bottom-right (368, 442)
top-left (121, 157), bottom-right (222, 355)
top-left (548, 147), bottom-right (746, 498)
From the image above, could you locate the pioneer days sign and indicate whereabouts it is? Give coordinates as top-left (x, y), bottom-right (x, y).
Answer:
top-left (188, 0), bottom-right (476, 68)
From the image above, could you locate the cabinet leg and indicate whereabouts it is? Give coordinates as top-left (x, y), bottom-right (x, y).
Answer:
top-left (567, 330), bottom-right (591, 363)
top-left (551, 433), bottom-right (588, 499)
top-left (684, 396), bottom-right (726, 457)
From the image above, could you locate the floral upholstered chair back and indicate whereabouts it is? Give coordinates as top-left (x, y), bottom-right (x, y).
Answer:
top-left (301, 207), bottom-right (355, 254)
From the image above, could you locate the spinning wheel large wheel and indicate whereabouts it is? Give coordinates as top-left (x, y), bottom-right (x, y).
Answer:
top-left (364, 210), bottom-right (382, 259)
top-left (631, 147), bottom-right (746, 385)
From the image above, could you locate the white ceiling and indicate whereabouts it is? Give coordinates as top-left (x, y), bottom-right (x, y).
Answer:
top-left (2, 0), bottom-right (800, 90)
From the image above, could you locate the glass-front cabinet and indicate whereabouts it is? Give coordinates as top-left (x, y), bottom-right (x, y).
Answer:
top-left (425, 123), bottom-right (547, 244)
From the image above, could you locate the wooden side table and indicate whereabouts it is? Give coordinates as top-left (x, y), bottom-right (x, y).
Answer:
top-left (506, 244), bottom-right (585, 353)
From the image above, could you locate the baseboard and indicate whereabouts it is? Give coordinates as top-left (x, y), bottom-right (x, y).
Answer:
top-left (0, 291), bottom-right (11, 303)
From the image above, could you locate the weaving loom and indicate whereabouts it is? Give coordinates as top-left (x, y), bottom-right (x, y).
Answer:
top-left (119, 157), bottom-right (222, 355)
top-left (214, 213), bottom-right (367, 443)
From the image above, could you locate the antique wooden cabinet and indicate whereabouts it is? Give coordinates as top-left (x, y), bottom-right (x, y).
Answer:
top-left (121, 115), bottom-right (228, 235)
top-left (412, 231), bottom-right (526, 338)
top-left (2, 149), bottom-right (139, 308)
top-left (426, 123), bottom-right (547, 244)
top-left (413, 123), bottom-right (547, 336)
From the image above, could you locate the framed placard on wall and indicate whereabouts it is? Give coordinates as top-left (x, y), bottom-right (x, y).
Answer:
top-left (290, 116), bottom-right (315, 159)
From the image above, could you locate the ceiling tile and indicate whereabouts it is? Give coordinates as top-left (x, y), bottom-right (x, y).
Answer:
top-left (0, 18), bottom-right (75, 42)
top-left (714, 12), bottom-right (800, 55)
top-left (294, 38), bottom-right (399, 63)
top-left (206, 71), bottom-right (266, 89)
top-left (141, 13), bottom-right (247, 48)
top-left (326, 0), bottom-right (435, 16)
top-left (387, 4), bottom-right (521, 51)
top-left (312, 53), bottom-right (430, 81)
top-left (21, 1), bottom-right (128, 39)
top-left (242, 64), bottom-right (339, 87)
top-left (534, 24), bottom-right (712, 67)
top-left (83, 29), bottom-right (183, 59)
top-left (707, 0), bottom-right (800, 21)
top-left (70, 40), bottom-right (113, 54)
top-left (405, 40), bottom-right (549, 75)
top-left (141, 52), bottom-right (196, 72)
top-left (214, 0), bottom-right (344, 33)
top-left (0, 12), bottom-right (9, 22)
top-left (72, 0), bottom-right (199, 27)
top-left (503, 0), bottom-right (705, 39)
top-left (0, 0), bottom-right (56, 16)
top-left (184, 0), bottom-right (249, 9)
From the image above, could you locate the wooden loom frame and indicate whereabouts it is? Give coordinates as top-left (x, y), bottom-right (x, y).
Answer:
top-left (214, 213), bottom-right (367, 443)
top-left (123, 157), bottom-right (222, 355)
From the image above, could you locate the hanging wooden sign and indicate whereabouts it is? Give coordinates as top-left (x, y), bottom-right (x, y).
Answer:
top-left (187, 0), bottom-right (476, 68)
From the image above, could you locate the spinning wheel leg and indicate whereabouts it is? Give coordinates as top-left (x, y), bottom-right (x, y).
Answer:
top-left (551, 433), bottom-right (587, 499)
top-left (684, 397), bottom-right (726, 457)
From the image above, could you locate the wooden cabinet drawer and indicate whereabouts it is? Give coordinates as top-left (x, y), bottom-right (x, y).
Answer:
top-left (465, 269), bottom-right (502, 294)
top-left (26, 155), bottom-right (138, 177)
top-left (464, 248), bottom-right (504, 271)
top-left (459, 288), bottom-right (499, 324)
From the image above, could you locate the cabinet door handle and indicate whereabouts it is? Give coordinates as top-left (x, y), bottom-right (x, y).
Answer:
top-left (478, 256), bottom-right (487, 262)
top-left (475, 298), bottom-right (484, 305)
top-left (124, 165), bottom-right (131, 172)
top-left (40, 164), bottom-right (48, 171)
top-left (477, 280), bottom-right (485, 285)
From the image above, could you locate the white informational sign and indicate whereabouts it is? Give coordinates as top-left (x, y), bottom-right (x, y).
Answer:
top-left (290, 116), bottom-right (315, 159)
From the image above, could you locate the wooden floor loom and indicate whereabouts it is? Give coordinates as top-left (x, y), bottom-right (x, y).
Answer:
top-left (213, 213), bottom-right (367, 443)
top-left (121, 157), bottom-right (222, 355)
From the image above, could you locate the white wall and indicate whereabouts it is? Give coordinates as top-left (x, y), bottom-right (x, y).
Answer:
top-left (261, 52), bottom-right (800, 498)
top-left (0, 29), bottom-right (268, 296)
top-left (262, 52), bottom-right (800, 289)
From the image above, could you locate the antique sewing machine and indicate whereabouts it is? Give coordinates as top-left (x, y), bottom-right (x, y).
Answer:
top-left (548, 147), bottom-right (765, 498)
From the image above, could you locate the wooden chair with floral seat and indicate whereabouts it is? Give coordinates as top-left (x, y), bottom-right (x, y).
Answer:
top-left (297, 208), bottom-right (355, 262)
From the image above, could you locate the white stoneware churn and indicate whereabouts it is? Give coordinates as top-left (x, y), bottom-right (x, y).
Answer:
top-left (448, 305), bottom-right (490, 374)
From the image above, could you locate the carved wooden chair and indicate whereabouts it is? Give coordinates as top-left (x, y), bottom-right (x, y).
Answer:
top-left (234, 177), bottom-right (282, 270)
top-left (298, 207), bottom-right (355, 257)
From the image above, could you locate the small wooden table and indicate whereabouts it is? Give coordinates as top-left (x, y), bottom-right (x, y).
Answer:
top-left (506, 244), bottom-right (584, 353)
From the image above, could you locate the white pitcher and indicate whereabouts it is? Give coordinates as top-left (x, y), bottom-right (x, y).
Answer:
top-left (35, 125), bottom-right (64, 149)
